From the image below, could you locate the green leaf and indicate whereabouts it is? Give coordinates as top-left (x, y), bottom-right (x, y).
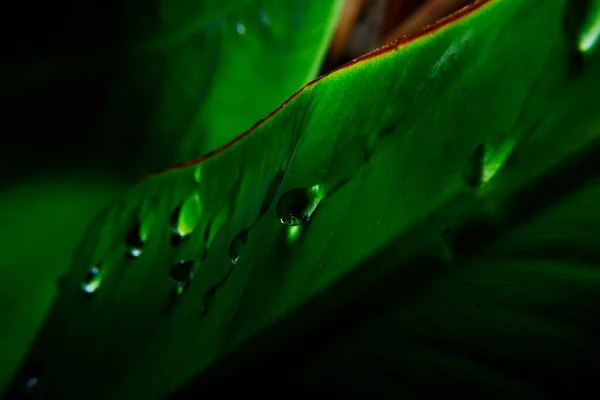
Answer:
top-left (0, 173), bottom-right (127, 392)
top-left (6, 0), bottom-right (600, 398)
top-left (0, 0), bottom-right (341, 392)
top-left (2, 0), bottom-right (343, 176)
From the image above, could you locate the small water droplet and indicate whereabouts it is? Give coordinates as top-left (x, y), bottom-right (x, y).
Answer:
top-left (258, 9), bottom-right (271, 26)
top-left (236, 22), bottom-right (246, 35)
top-left (125, 222), bottom-right (144, 258)
top-left (169, 260), bottom-right (196, 288)
top-left (277, 184), bottom-right (327, 226)
top-left (229, 229), bottom-right (249, 265)
top-left (80, 264), bottom-right (102, 294)
top-left (165, 261), bottom-right (196, 309)
top-left (170, 194), bottom-right (202, 246)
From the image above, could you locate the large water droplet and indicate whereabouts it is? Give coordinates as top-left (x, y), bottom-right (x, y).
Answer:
top-left (277, 184), bottom-right (327, 226)
top-left (80, 264), bottom-right (102, 294)
top-left (229, 229), bottom-right (249, 265)
top-left (565, 0), bottom-right (600, 54)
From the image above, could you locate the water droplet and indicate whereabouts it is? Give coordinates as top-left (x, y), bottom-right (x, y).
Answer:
top-left (258, 9), bottom-right (271, 26)
top-left (236, 22), bottom-right (246, 35)
top-left (229, 229), bottom-right (249, 265)
top-left (277, 184), bottom-right (327, 226)
top-left (125, 222), bottom-right (144, 258)
top-left (170, 193), bottom-right (202, 246)
top-left (481, 138), bottom-right (517, 184)
top-left (564, 0), bottom-right (600, 54)
top-left (169, 260), bottom-right (196, 288)
top-left (80, 264), bottom-right (102, 294)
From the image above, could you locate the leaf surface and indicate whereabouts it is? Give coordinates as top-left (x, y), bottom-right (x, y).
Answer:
top-left (5, 0), bottom-right (600, 398)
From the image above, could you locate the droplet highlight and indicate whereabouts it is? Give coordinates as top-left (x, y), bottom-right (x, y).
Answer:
top-left (229, 229), bottom-right (249, 265)
top-left (170, 193), bottom-right (202, 246)
top-left (169, 260), bottom-right (196, 290)
top-left (567, 0), bottom-right (600, 54)
top-left (277, 184), bottom-right (327, 226)
top-left (80, 264), bottom-right (102, 294)
top-left (287, 225), bottom-right (302, 242)
top-left (125, 222), bottom-right (144, 258)
top-left (236, 22), bottom-right (246, 35)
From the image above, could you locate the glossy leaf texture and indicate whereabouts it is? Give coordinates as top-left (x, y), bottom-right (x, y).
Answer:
top-left (5, 0), bottom-right (600, 398)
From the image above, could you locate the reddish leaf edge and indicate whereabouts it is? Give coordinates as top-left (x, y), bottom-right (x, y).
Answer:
top-left (144, 0), bottom-right (490, 180)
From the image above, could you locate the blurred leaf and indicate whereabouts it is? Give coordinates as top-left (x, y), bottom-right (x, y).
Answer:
top-left (1, 0), bottom-right (343, 178)
top-left (0, 173), bottom-right (127, 391)
top-left (5, 0), bottom-right (600, 398)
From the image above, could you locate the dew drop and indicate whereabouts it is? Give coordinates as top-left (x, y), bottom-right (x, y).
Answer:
top-left (277, 184), bottom-right (327, 226)
top-left (236, 22), bottom-right (246, 35)
top-left (170, 193), bottom-right (202, 246)
top-left (229, 229), bottom-right (249, 265)
top-left (564, 0), bottom-right (600, 54)
top-left (169, 260), bottom-right (196, 288)
top-left (125, 222), bottom-right (144, 258)
top-left (80, 264), bottom-right (102, 294)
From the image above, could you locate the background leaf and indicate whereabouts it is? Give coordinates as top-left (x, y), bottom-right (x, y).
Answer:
top-left (5, 0), bottom-right (600, 398)
top-left (1, 0), bottom-right (343, 178)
